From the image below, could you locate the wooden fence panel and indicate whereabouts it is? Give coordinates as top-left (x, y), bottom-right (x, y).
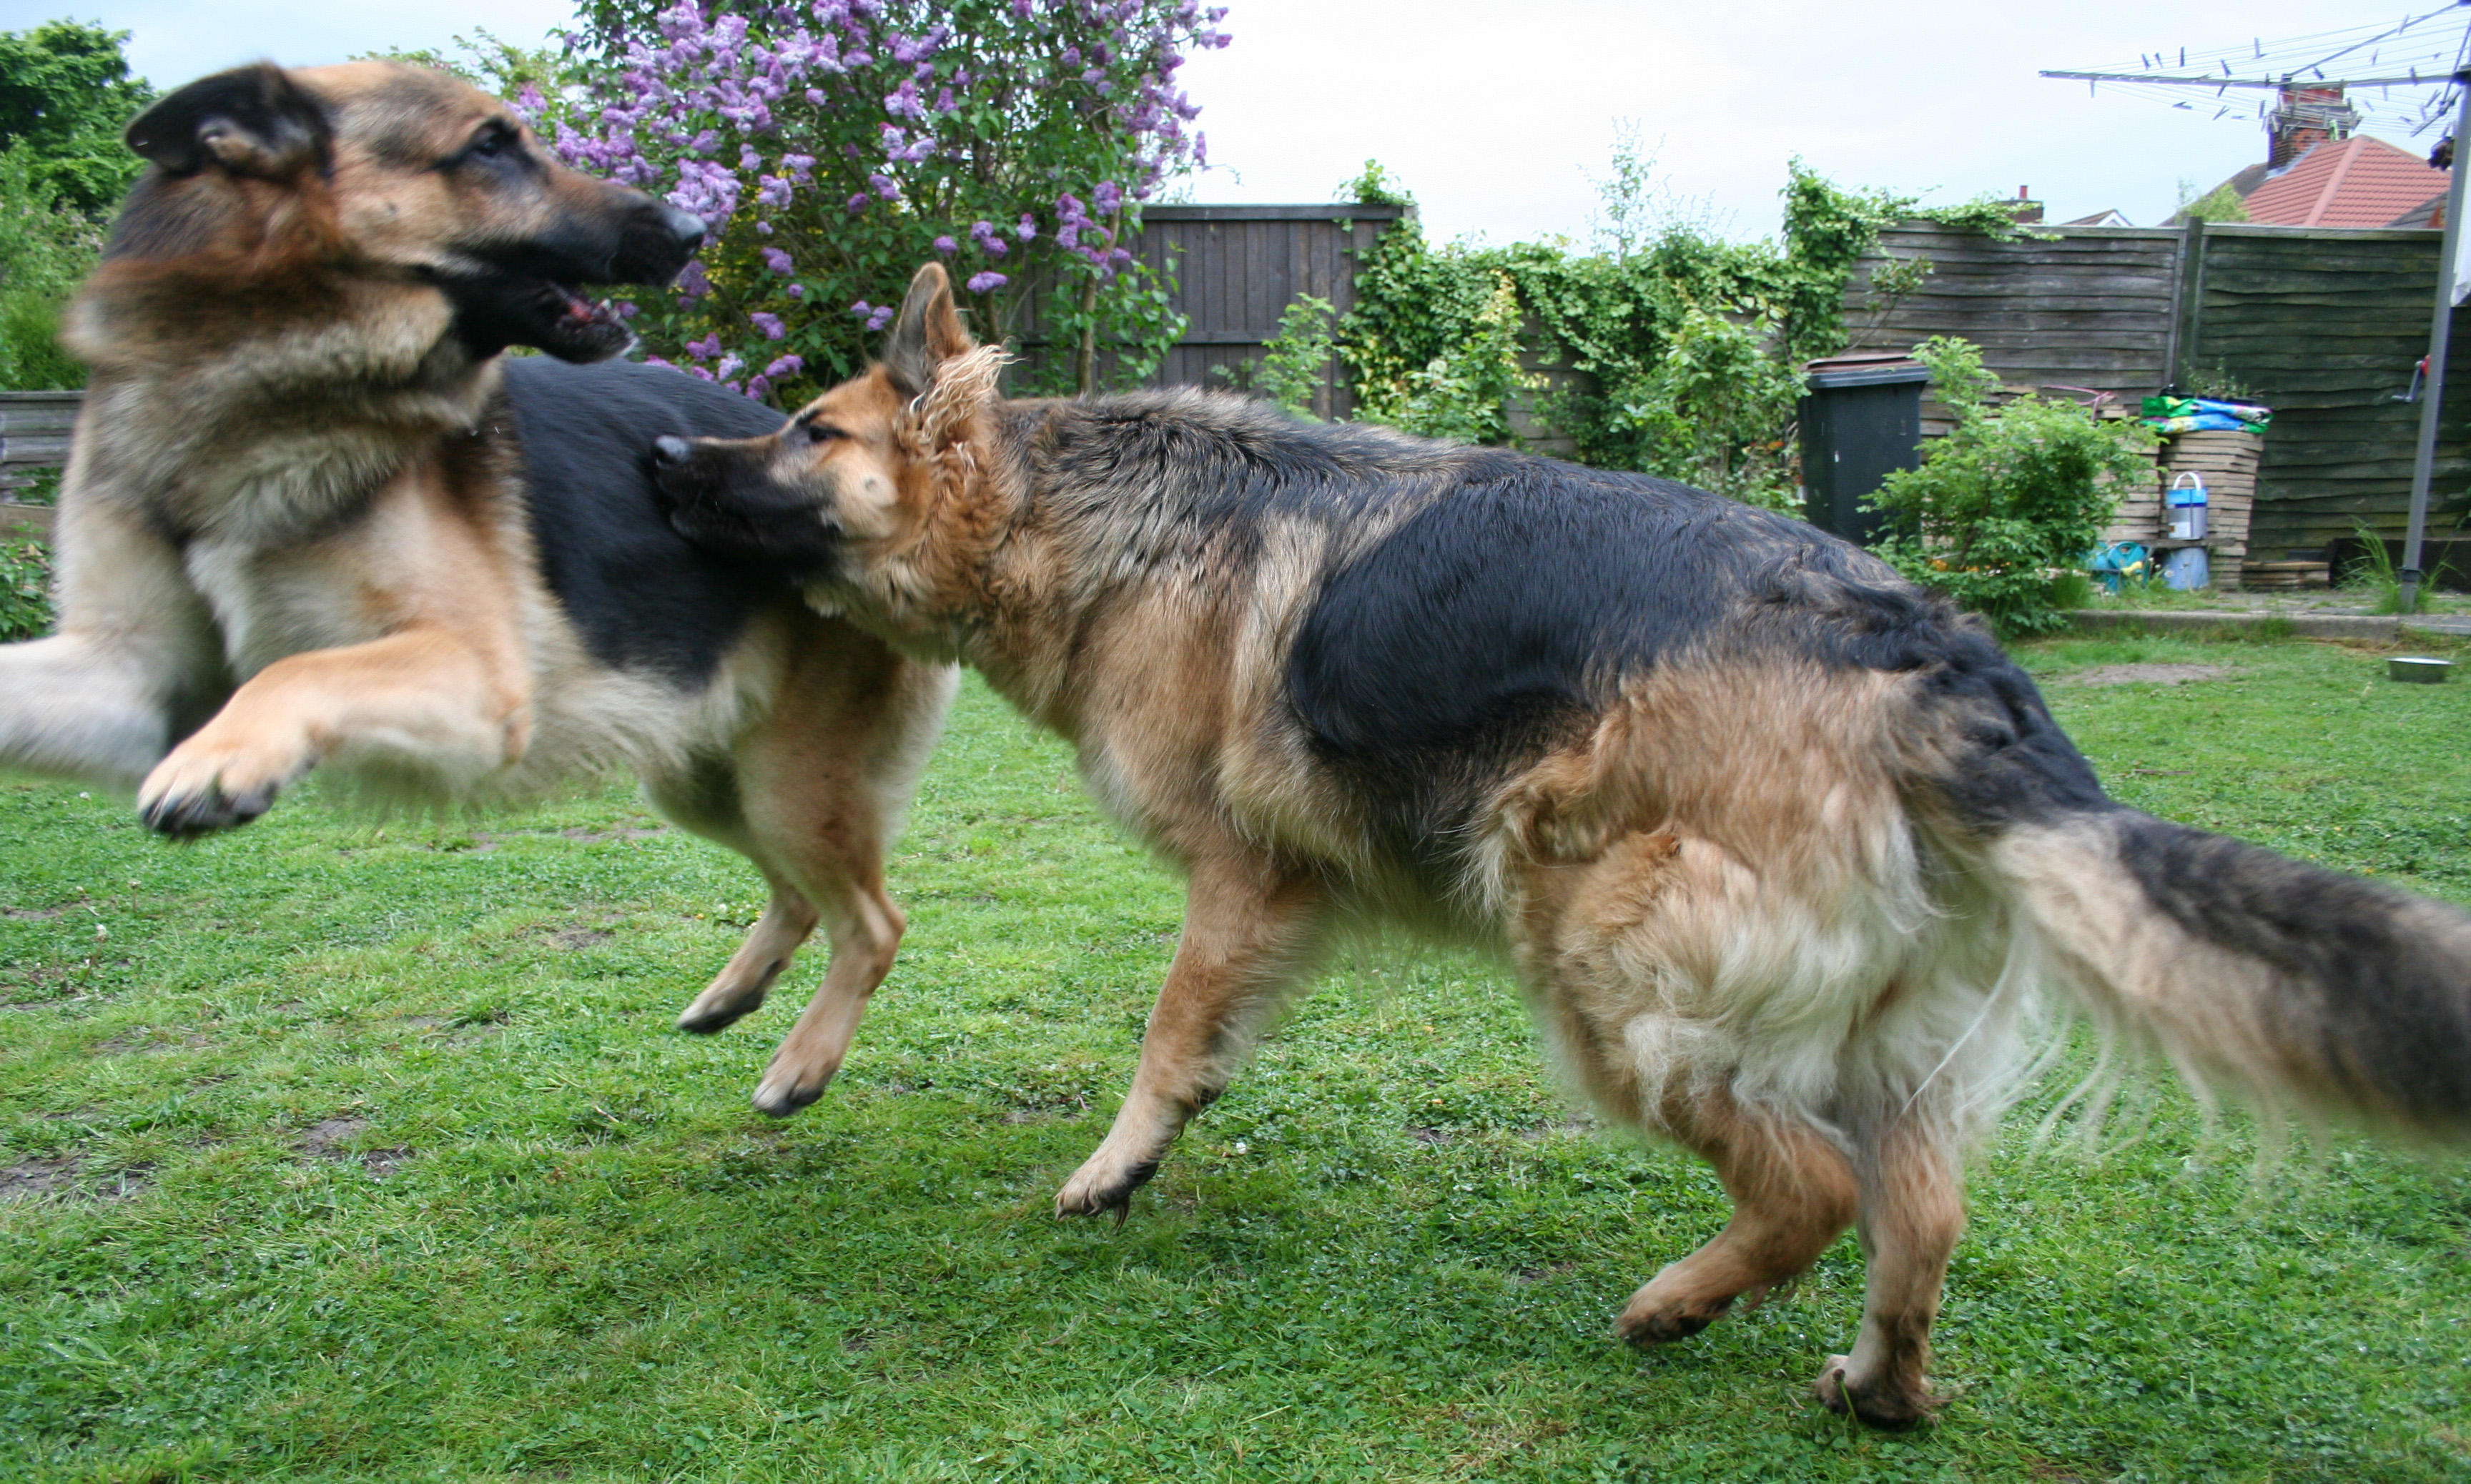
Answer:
top-left (1012, 203), bottom-right (1404, 417)
top-left (1843, 225), bottom-right (2180, 417)
top-left (2191, 226), bottom-right (2467, 556)
top-left (0, 391), bottom-right (79, 496)
top-left (1843, 221), bottom-right (2470, 561)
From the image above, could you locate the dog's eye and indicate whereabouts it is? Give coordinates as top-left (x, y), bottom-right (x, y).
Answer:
top-left (463, 125), bottom-right (518, 164)
top-left (807, 424), bottom-right (846, 445)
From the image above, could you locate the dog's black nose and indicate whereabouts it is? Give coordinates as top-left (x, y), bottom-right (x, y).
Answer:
top-left (661, 207), bottom-right (706, 250)
top-left (652, 435), bottom-right (691, 467)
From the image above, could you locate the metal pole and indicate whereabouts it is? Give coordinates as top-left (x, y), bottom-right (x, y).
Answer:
top-left (2401, 71), bottom-right (2471, 614)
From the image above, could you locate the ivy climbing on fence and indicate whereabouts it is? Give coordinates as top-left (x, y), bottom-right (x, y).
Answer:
top-left (1336, 159), bottom-right (2038, 512)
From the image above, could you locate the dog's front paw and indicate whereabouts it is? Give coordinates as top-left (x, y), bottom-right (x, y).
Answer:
top-left (137, 733), bottom-right (310, 837)
top-left (1053, 1145), bottom-right (1162, 1226)
top-left (1615, 1288), bottom-right (1730, 1347)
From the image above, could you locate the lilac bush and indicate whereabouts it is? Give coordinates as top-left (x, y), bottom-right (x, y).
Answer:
top-left (542, 0), bottom-right (1228, 401)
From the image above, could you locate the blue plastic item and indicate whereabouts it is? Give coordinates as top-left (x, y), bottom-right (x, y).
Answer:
top-left (2085, 540), bottom-right (2152, 593)
top-left (2161, 545), bottom-right (2211, 591)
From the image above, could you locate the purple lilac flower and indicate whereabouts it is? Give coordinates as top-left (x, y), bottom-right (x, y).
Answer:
top-left (715, 354), bottom-right (745, 380)
top-left (965, 270), bottom-right (1007, 293)
top-left (559, 0), bottom-right (1227, 365)
top-left (786, 283), bottom-right (806, 299)
top-left (762, 247), bottom-right (794, 274)
top-left (763, 354), bottom-right (805, 379)
top-left (750, 312), bottom-right (786, 340)
top-left (686, 332), bottom-right (723, 361)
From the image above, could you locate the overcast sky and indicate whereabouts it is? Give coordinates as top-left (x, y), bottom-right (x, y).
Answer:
top-left (20, 0), bottom-right (2453, 242)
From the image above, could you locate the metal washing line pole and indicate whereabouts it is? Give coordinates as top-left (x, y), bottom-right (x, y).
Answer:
top-left (2040, 56), bottom-right (2470, 610)
top-left (2401, 75), bottom-right (2471, 614)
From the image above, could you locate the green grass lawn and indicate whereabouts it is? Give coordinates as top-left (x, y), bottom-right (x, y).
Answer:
top-left (9, 636), bottom-right (2471, 1482)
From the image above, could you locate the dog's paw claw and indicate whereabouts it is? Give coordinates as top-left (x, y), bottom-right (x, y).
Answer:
top-left (676, 1003), bottom-right (752, 1035)
top-left (1052, 1154), bottom-right (1158, 1223)
top-left (1617, 1307), bottom-right (1717, 1347)
top-left (140, 784), bottom-right (273, 838)
top-left (751, 1066), bottom-right (832, 1119)
top-left (1811, 1356), bottom-right (1932, 1429)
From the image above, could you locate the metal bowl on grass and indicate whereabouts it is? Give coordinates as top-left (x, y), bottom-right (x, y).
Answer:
top-left (2389, 656), bottom-right (2453, 683)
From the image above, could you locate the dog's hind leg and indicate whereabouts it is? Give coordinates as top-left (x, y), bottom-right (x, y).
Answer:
top-left (680, 877), bottom-right (820, 1035)
top-left (648, 758), bottom-right (823, 1036)
top-left (1812, 1113), bottom-right (1966, 1428)
top-left (679, 624), bottom-right (951, 1117)
top-left (1055, 846), bottom-right (1328, 1222)
top-left (653, 757), bottom-right (889, 1114)
top-left (1615, 1084), bottom-right (1855, 1345)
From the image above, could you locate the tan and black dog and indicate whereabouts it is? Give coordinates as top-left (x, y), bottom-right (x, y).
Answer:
top-left (0, 62), bottom-right (955, 1115)
top-left (654, 261), bottom-right (2471, 1425)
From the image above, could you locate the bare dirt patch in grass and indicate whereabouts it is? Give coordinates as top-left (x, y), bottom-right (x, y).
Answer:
top-left (298, 1117), bottom-right (412, 1178)
top-left (2, 1156), bottom-right (151, 1204)
top-left (2063, 663), bottom-right (2230, 687)
top-left (0, 1157), bottom-right (77, 1201)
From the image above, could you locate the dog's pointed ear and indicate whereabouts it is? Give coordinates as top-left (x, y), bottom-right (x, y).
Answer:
top-left (882, 262), bottom-right (976, 395)
top-left (125, 64), bottom-right (330, 179)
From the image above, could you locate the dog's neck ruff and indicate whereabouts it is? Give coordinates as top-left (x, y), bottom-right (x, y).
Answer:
top-left (67, 270), bottom-right (501, 547)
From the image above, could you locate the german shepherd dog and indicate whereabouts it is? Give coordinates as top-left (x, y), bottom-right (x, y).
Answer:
top-left (653, 262), bottom-right (2471, 1425)
top-left (0, 63), bottom-right (955, 1115)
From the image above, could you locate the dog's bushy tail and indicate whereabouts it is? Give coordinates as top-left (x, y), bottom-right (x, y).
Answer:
top-left (1990, 809), bottom-right (2471, 1138)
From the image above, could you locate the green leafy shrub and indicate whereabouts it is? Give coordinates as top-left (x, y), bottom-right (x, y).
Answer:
top-left (1604, 302), bottom-right (1805, 510)
top-left (0, 143), bottom-right (101, 391)
top-left (1338, 157), bottom-right (1995, 503)
top-left (0, 535), bottom-right (52, 640)
top-left (1356, 272), bottom-right (1539, 445)
top-left (1215, 293), bottom-right (1336, 418)
top-left (1866, 337), bottom-right (2155, 635)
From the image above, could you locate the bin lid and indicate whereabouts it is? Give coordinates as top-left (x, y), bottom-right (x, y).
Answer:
top-left (1804, 352), bottom-right (1930, 389)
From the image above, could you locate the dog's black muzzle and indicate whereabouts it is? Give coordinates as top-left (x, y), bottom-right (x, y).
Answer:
top-left (651, 434), bottom-right (842, 573)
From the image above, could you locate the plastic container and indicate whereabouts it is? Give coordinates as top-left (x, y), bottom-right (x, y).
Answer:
top-left (2085, 540), bottom-right (2151, 593)
top-left (2167, 472), bottom-right (2209, 541)
top-left (2161, 545), bottom-right (2210, 590)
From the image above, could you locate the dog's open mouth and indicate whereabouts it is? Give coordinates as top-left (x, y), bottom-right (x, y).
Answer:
top-left (435, 269), bottom-right (633, 364)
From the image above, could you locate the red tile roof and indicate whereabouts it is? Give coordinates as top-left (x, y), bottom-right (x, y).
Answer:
top-left (2244, 135), bottom-right (2446, 229)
